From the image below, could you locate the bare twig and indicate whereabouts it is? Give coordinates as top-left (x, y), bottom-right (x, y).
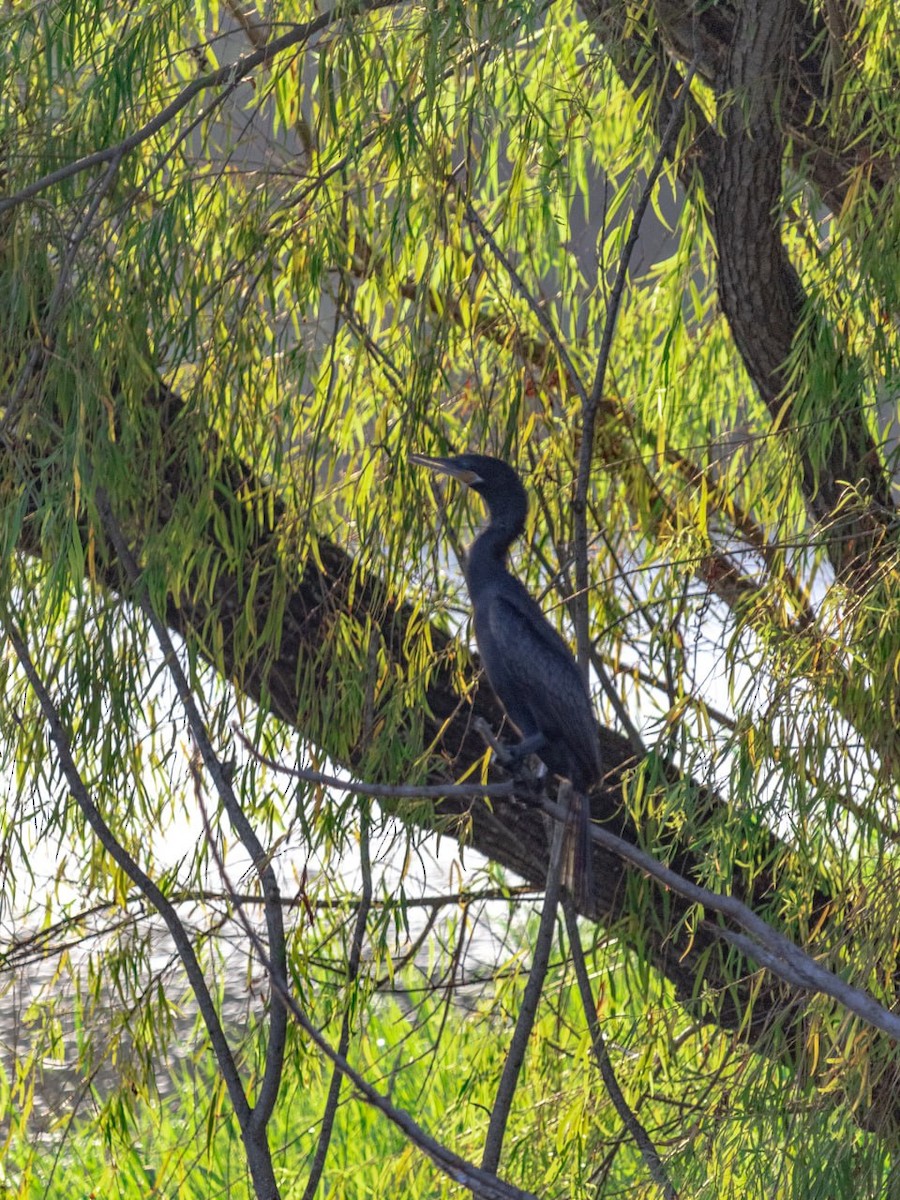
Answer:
top-left (235, 724), bottom-right (517, 801)
top-left (461, 200), bottom-right (589, 408)
top-left (480, 811), bottom-right (566, 1174)
top-left (545, 795), bottom-right (900, 1043)
top-left (250, 748), bottom-right (900, 1044)
top-left (0, 886), bottom-right (541, 977)
top-left (573, 62), bottom-right (697, 669)
top-left (563, 898), bottom-right (678, 1199)
top-left (525, 463), bottom-right (646, 756)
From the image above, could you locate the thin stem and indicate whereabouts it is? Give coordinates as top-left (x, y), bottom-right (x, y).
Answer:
top-left (525, 460), bottom-right (646, 757)
top-left (301, 803), bottom-right (373, 1200)
top-left (301, 636), bottom-right (378, 1199)
top-left (235, 725), bottom-right (517, 800)
top-left (573, 63), bottom-right (697, 669)
top-left (563, 899), bottom-right (678, 1200)
top-left (462, 200), bottom-right (589, 408)
top-left (481, 812), bottom-right (566, 1174)
top-left (257, 746), bottom-right (900, 1044)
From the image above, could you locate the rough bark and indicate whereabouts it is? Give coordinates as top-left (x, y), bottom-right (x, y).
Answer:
top-left (581, 0), bottom-right (897, 582)
top-left (712, 0), bottom-right (893, 562)
top-left (713, 0), bottom-right (806, 402)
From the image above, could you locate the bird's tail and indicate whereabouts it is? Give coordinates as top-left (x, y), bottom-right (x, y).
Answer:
top-left (559, 783), bottom-right (594, 915)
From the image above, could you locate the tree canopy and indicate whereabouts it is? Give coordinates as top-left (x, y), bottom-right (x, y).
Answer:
top-left (1, 1), bottom-right (899, 1197)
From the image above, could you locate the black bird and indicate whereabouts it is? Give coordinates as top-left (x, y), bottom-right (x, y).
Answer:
top-left (410, 452), bottom-right (601, 906)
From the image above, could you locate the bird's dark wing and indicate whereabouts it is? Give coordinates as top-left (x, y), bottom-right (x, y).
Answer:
top-left (476, 582), bottom-right (602, 789)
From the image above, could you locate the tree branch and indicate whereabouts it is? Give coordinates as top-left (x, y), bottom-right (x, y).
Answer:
top-left (0, 602), bottom-right (282, 1191)
top-left (96, 489), bottom-right (289, 1140)
top-left (563, 898), bottom-right (678, 1200)
top-left (583, 0), bottom-right (897, 581)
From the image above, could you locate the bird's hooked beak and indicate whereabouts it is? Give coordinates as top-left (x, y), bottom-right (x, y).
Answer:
top-left (408, 453), bottom-right (482, 486)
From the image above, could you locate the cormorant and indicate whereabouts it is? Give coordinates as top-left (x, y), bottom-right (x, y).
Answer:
top-left (410, 451), bottom-right (601, 907)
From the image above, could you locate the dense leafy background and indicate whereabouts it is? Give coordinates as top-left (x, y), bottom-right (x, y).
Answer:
top-left (1, 1), bottom-right (899, 1196)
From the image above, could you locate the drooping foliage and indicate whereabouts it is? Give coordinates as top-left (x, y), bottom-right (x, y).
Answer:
top-left (1, 1), bottom-right (899, 1197)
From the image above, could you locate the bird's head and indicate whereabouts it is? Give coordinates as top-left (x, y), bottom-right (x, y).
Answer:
top-left (408, 452), bottom-right (520, 500)
top-left (409, 451), bottom-right (528, 537)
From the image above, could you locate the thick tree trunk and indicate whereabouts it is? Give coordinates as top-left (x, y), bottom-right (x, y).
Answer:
top-left (582, 0), bottom-right (896, 583)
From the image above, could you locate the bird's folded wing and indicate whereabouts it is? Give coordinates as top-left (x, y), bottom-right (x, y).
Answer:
top-left (486, 589), bottom-right (598, 741)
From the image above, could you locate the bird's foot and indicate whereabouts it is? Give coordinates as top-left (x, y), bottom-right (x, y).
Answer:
top-left (473, 717), bottom-right (523, 771)
top-left (473, 716), bottom-right (507, 761)
top-left (473, 718), bottom-right (543, 795)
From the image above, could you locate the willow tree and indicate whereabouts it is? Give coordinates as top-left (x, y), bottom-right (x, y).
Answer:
top-left (1, 1), bottom-right (899, 1197)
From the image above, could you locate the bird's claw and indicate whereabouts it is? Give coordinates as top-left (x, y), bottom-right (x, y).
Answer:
top-left (473, 716), bottom-right (504, 756)
top-left (473, 716), bottom-right (516, 767)
top-left (473, 717), bottom-right (542, 793)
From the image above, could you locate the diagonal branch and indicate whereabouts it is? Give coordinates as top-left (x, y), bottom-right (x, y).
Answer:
top-left (8, 380), bottom-right (896, 1127)
top-left (96, 488), bottom-right (289, 1135)
top-left (0, 602), bottom-right (278, 1184)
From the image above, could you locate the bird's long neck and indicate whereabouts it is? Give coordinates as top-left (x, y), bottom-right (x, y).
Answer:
top-left (465, 504), bottom-right (524, 599)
